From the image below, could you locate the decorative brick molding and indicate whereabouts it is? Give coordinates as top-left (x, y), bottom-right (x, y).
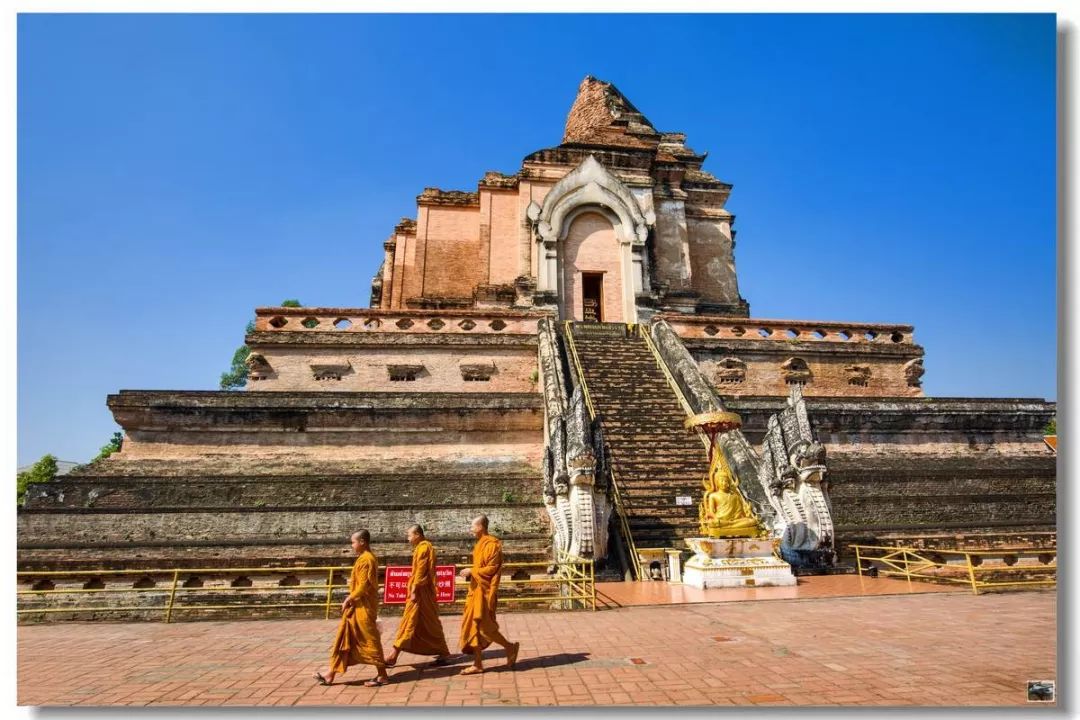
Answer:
top-left (253, 307), bottom-right (548, 336)
top-left (661, 313), bottom-right (917, 345)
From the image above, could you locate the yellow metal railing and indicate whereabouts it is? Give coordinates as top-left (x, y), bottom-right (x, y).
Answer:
top-left (562, 321), bottom-right (641, 580)
top-left (555, 549), bottom-right (597, 611)
top-left (17, 555), bottom-right (596, 622)
top-left (850, 544), bottom-right (1057, 595)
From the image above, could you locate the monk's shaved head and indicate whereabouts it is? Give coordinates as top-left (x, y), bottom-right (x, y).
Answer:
top-left (351, 530), bottom-right (370, 544)
top-left (408, 524), bottom-right (425, 538)
top-left (469, 514), bottom-right (489, 539)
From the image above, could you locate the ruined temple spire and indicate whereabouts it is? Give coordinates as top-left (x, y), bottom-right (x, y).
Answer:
top-left (562, 75), bottom-right (660, 148)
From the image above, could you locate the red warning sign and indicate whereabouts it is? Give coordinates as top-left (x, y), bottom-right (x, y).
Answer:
top-left (383, 565), bottom-right (456, 604)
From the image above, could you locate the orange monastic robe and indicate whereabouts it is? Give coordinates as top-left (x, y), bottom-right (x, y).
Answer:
top-left (329, 550), bottom-right (386, 673)
top-left (392, 539), bottom-right (450, 656)
top-left (460, 534), bottom-right (506, 653)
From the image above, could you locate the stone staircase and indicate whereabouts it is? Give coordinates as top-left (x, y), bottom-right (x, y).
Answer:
top-left (565, 322), bottom-right (707, 551)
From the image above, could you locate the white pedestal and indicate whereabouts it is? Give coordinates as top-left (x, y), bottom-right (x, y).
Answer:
top-left (682, 538), bottom-right (797, 589)
top-left (665, 549), bottom-right (683, 583)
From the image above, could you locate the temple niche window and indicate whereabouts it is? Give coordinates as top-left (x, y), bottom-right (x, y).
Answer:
top-left (246, 353), bottom-right (274, 382)
top-left (713, 357), bottom-right (746, 385)
top-left (460, 363), bottom-right (497, 382)
top-left (387, 364), bottom-right (424, 382)
top-left (846, 365), bottom-right (872, 387)
top-left (310, 359), bottom-right (352, 382)
top-left (780, 357), bottom-right (812, 386)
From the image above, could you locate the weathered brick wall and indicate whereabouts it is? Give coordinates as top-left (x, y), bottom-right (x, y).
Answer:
top-left (686, 216), bottom-right (739, 305)
top-left (419, 204), bottom-right (485, 300)
top-left (724, 396), bottom-right (1057, 558)
top-left (19, 506), bottom-right (547, 558)
top-left (487, 190), bottom-right (521, 286)
top-left (828, 456), bottom-right (1056, 527)
top-left (246, 345), bottom-right (537, 393)
top-left (652, 197), bottom-right (691, 293)
top-left (24, 474), bottom-right (539, 511)
top-left (17, 392), bottom-right (552, 577)
top-left (696, 346), bottom-right (920, 397)
top-left (104, 390), bottom-right (546, 465)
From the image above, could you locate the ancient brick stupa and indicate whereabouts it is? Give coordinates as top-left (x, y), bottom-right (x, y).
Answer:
top-left (19, 76), bottom-right (1056, 585)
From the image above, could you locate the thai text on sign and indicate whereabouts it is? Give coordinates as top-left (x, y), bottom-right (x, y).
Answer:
top-left (382, 565), bottom-right (456, 604)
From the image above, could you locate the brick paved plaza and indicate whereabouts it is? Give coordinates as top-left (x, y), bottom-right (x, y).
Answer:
top-left (17, 589), bottom-right (1056, 707)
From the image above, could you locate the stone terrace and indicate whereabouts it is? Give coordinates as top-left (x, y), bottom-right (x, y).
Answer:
top-left (17, 590), bottom-right (1056, 707)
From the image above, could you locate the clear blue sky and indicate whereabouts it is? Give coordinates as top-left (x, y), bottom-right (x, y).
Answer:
top-left (17, 13), bottom-right (1057, 465)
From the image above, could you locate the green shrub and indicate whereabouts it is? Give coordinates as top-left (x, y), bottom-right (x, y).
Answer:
top-left (17, 454), bottom-right (58, 505)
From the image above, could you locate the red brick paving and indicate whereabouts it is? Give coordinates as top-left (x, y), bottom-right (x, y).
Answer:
top-left (17, 590), bottom-right (1055, 707)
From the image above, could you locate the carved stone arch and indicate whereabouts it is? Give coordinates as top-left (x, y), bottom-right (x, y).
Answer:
top-left (546, 183), bottom-right (645, 248)
top-left (530, 155), bottom-right (655, 321)
top-left (533, 155), bottom-right (653, 245)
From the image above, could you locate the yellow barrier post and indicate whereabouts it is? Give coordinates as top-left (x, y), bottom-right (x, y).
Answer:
top-left (589, 558), bottom-right (596, 611)
top-left (965, 554), bottom-right (979, 595)
top-left (324, 568), bottom-right (336, 620)
top-left (854, 545), bottom-right (863, 577)
top-left (164, 570), bottom-right (180, 623)
top-left (18, 557), bottom-right (598, 621)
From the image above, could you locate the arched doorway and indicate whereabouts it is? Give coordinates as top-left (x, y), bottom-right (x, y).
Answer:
top-left (529, 156), bottom-right (654, 322)
top-left (561, 210), bottom-right (623, 323)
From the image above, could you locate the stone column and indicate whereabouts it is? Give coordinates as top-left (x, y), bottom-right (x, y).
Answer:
top-left (620, 242), bottom-right (637, 322)
top-left (652, 193), bottom-right (692, 291)
top-left (380, 239), bottom-right (396, 309)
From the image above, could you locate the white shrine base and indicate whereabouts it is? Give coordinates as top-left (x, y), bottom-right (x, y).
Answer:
top-left (682, 537), bottom-right (797, 589)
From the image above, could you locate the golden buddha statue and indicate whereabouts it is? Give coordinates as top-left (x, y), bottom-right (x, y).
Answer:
top-left (699, 446), bottom-right (762, 538)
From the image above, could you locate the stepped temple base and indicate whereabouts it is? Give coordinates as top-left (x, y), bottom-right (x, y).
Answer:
top-left (682, 537), bottom-right (797, 589)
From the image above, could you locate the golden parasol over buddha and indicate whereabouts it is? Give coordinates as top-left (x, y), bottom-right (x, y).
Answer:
top-left (684, 411), bottom-right (765, 539)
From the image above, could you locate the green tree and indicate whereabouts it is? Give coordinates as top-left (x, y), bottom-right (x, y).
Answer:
top-left (17, 454), bottom-right (58, 505)
top-left (91, 431), bottom-right (124, 463)
top-left (220, 300), bottom-right (303, 390)
top-left (1045, 417), bottom-right (1056, 436)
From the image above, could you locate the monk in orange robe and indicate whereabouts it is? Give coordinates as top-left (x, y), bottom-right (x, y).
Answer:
top-left (385, 524), bottom-right (452, 667)
top-left (313, 530), bottom-right (390, 687)
top-left (458, 514), bottom-right (520, 674)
